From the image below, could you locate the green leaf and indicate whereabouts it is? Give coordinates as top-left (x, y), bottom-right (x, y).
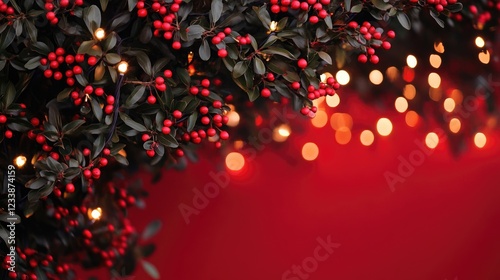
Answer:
top-left (187, 25), bottom-right (204, 41)
top-left (105, 53), bottom-right (121, 64)
top-left (253, 5), bottom-right (271, 29)
top-left (199, 39), bottom-right (211, 61)
top-left (127, 0), bottom-right (138, 12)
top-left (3, 82), bottom-right (16, 109)
top-left (63, 167), bottom-right (81, 180)
top-left (142, 260), bottom-right (160, 280)
top-left (114, 153), bottom-right (129, 165)
top-left (120, 112), bottom-right (148, 132)
top-left (186, 112), bottom-right (197, 132)
top-left (351, 4), bottom-right (363, 13)
top-left (24, 19), bottom-right (37, 42)
top-left (261, 47), bottom-right (296, 60)
top-left (83, 5), bottom-right (102, 33)
top-left (126, 85), bottom-right (146, 107)
top-left (371, 0), bottom-right (392, 10)
top-left (91, 134), bottom-right (105, 159)
top-left (142, 220), bottom-right (162, 240)
top-left (62, 119), bottom-right (86, 135)
top-left (0, 28), bottom-right (15, 50)
top-left (152, 57), bottom-right (169, 75)
top-left (397, 12), bottom-right (411, 30)
top-left (176, 67), bottom-right (191, 86)
top-left (232, 61), bottom-right (248, 78)
top-left (110, 13), bottom-right (130, 30)
top-left (430, 10), bottom-right (445, 28)
top-left (31, 41), bottom-right (50, 55)
top-left (210, 0), bottom-right (223, 23)
top-left (344, 0), bottom-right (351, 11)
top-left (246, 87), bottom-right (259, 102)
top-left (253, 57), bottom-right (266, 75)
top-left (24, 56), bottom-right (41, 70)
top-left (77, 40), bottom-right (97, 55)
top-left (446, 3), bottom-right (463, 13)
top-left (157, 134), bottom-right (179, 148)
top-left (317, 51), bottom-right (333, 65)
top-left (25, 178), bottom-right (48, 190)
top-left (136, 51), bottom-right (152, 76)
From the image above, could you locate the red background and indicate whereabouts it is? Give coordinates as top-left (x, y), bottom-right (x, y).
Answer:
top-left (85, 95), bottom-right (500, 280)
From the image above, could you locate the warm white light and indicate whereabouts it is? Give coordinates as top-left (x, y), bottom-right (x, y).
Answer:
top-left (360, 130), bottom-right (374, 146)
top-left (311, 110), bottom-right (328, 128)
top-left (395, 97), bottom-right (408, 113)
top-left (474, 132), bottom-right (487, 148)
top-left (405, 111), bottom-right (419, 127)
top-left (478, 50), bottom-right (490, 64)
top-left (449, 118), bottom-right (461, 133)
top-left (225, 152), bottom-right (245, 171)
top-left (376, 118), bottom-right (393, 136)
top-left (335, 127), bottom-right (351, 145)
top-left (475, 37), bottom-right (485, 48)
top-left (443, 98), bottom-right (455, 112)
top-left (269, 20), bottom-right (278, 32)
top-left (406, 55), bottom-right (417, 68)
top-left (273, 124), bottom-right (291, 142)
top-left (428, 72), bottom-right (441, 88)
top-left (434, 42), bottom-right (445, 53)
top-left (425, 132), bottom-right (439, 149)
top-left (403, 84), bottom-right (416, 100)
top-left (117, 61), bottom-right (128, 74)
top-left (429, 54), bottom-right (442, 68)
top-left (386, 66), bottom-right (400, 82)
top-left (14, 155), bottom-right (27, 168)
top-left (369, 70), bottom-right (383, 85)
top-left (89, 207), bottom-right (102, 220)
top-left (226, 111), bottom-right (240, 127)
top-left (94, 28), bottom-right (106, 40)
top-left (335, 70), bottom-right (350, 85)
top-left (326, 93), bottom-right (340, 108)
top-left (302, 142), bottom-right (319, 161)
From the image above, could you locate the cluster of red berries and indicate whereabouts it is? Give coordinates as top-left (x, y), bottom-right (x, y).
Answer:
top-left (415, 0), bottom-right (458, 13)
top-left (3, 248), bottom-right (70, 279)
top-left (0, 113), bottom-right (13, 139)
top-left (138, 0), bottom-right (184, 49)
top-left (454, 2), bottom-right (499, 26)
top-left (87, 219), bottom-right (134, 268)
top-left (346, 21), bottom-right (395, 64)
top-left (0, 0), bottom-right (15, 15)
top-left (269, 0), bottom-right (332, 23)
top-left (209, 28), bottom-right (234, 58)
top-left (44, 0), bottom-right (84, 25)
top-left (40, 48), bottom-right (97, 87)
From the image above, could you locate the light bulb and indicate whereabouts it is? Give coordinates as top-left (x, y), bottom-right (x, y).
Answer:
top-left (94, 28), bottom-right (106, 40)
top-left (117, 61), bottom-right (128, 74)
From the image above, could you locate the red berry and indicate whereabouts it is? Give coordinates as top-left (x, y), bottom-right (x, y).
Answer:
top-left (99, 157), bottom-right (108, 166)
top-left (92, 168), bottom-right (101, 179)
top-left (201, 79), bottom-right (210, 88)
top-left (291, 81), bottom-right (301, 90)
top-left (4, 130), bottom-right (12, 139)
top-left (155, 76), bottom-right (165, 85)
top-left (82, 229), bottom-right (92, 239)
top-left (83, 169), bottom-right (92, 179)
top-left (297, 58), bottom-right (308, 69)
top-left (190, 86), bottom-right (199, 95)
top-left (309, 15), bottom-right (319, 24)
top-left (137, 8), bottom-right (147, 17)
top-left (382, 41), bottom-right (391, 50)
top-left (44, 69), bottom-right (53, 78)
top-left (75, 54), bottom-right (85, 63)
top-left (218, 49), bottom-right (228, 58)
top-left (156, 83), bottom-right (167, 91)
top-left (162, 126), bottom-right (171, 134)
top-left (106, 95), bottom-right (115, 104)
top-left (87, 56), bottom-right (97, 66)
top-left (0, 115), bottom-right (7, 124)
top-left (66, 183), bottom-right (75, 193)
top-left (199, 106), bottom-right (209, 115)
top-left (147, 95), bottom-right (156, 104)
top-left (172, 110), bottom-right (182, 119)
top-left (164, 69), bottom-right (173, 78)
top-left (219, 131), bottom-right (229, 140)
top-left (141, 134), bottom-right (150, 142)
top-left (370, 55), bottom-right (380, 64)
top-left (261, 88), bottom-right (271, 98)
top-left (146, 149), bottom-right (155, 157)
top-left (94, 88), bottom-right (104, 96)
top-left (387, 30), bottom-right (396, 38)
top-left (172, 41), bottom-right (181, 50)
top-left (104, 105), bottom-right (114, 114)
top-left (358, 54), bottom-right (368, 63)
top-left (163, 119), bottom-right (173, 127)
top-left (36, 134), bottom-right (46, 144)
top-left (213, 100), bottom-right (222, 108)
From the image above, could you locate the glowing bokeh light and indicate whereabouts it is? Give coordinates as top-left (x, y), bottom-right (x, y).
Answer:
top-left (478, 50), bottom-right (490, 64)
top-left (14, 155), bottom-right (27, 168)
top-left (369, 70), bottom-right (384, 85)
top-left (326, 93), bottom-right (340, 108)
top-left (386, 66), bottom-right (400, 82)
top-left (475, 36), bottom-right (485, 48)
top-left (395, 97), bottom-right (409, 113)
top-left (311, 110), bottom-right (328, 128)
top-left (360, 130), bottom-right (375, 146)
top-left (434, 42), bottom-right (445, 53)
top-left (429, 54), bottom-right (442, 68)
top-left (330, 113), bottom-right (353, 131)
top-left (376, 118), bottom-right (393, 136)
top-left (443, 98), bottom-right (455, 112)
top-left (302, 142), bottom-right (319, 161)
top-left (273, 124), bottom-right (291, 142)
top-left (405, 111), bottom-right (419, 127)
top-left (406, 55), bottom-right (418, 68)
top-left (450, 89), bottom-right (463, 104)
top-left (449, 118), bottom-right (461, 133)
top-left (425, 132), bottom-right (439, 149)
top-left (226, 111), bottom-right (240, 127)
top-left (335, 127), bottom-right (352, 145)
top-left (428, 72), bottom-right (441, 88)
top-left (474, 132), bottom-right (487, 148)
top-left (403, 84), bottom-right (417, 100)
top-left (225, 152), bottom-right (245, 171)
top-left (335, 70), bottom-right (350, 85)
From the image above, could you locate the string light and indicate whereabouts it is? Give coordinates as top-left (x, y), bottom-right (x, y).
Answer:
top-left (376, 118), bottom-right (393, 136)
top-left (360, 130), bottom-right (375, 146)
top-left (225, 152), bottom-right (245, 171)
top-left (302, 142), bottom-right (319, 161)
top-left (269, 21), bottom-right (278, 32)
top-left (117, 61), bottom-right (128, 74)
top-left (425, 132), bottom-right (439, 149)
top-left (335, 127), bottom-right (352, 145)
top-left (403, 84), bottom-right (416, 100)
top-left (405, 111), bottom-right (419, 127)
top-left (88, 207), bottom-right (102, 221)
top-left (311, 110), bottom-right (328, 128)
top-left (335, 70), bottom-right (350, 85)
top-left (187, 51), bottom-right (194, 63)
top-left (325, 94), bottom-right (340, 108)
top-left (386, 66), bottom-right (400, 82)
top-left (449, 118), bottom-right (461, 133)
top-left (428, 72), bottom-right (441, 88)
top-left (273, 124), bottom-right (291, 142)
top-left (443, 98), bottom-right (456, 112)
top-left (226, 110), bottom-right (240, 127)
top-left (429, 54), bottom-right (442, 68)
top-left (474, 132), bottom-right (487, 148)
top-left (94, 28), bottom-right (106, 40)
top-left (475, 36), bottom-right (485, 48)
top-left (478, 50), bottom-right (490, 64)
top-left (434, 41), bottom-right (445, 53)
top-left (406, 55), bottom-right (417, 68)
top-left (14, 155), bottom-right (27, 168)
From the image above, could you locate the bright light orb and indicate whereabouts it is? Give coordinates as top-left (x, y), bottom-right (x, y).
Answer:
top-left (302, 142), bottom-right (319, 161)
top-left (335, 70), bottom-right (350, 85)
top-left (443, 98), bottom-right (456, 112)
top-left (474, 132), bottom-right (487, 148)
top-left (406, 55), bottom-right (417, 68)
top-left (94, 28), bottom-right (106, 40)
top-left (475, 36), bottom-right (485, 48)
top-left (395, 97), bottom-right (408, 113)
top-left (376, 118), bottom-right (393, 136)
top-left (425, 132), bottom-right (439, 149)
top-left (429, 54), bottom-right (442, 68)
top-left (117, 61), bottom-right (128, 74)
top-left (428, 72), bottom-right (441, 89)
top-left (225, 152), bottom-right (245, 171)
top-left (360, 130), bottom-right (375, 146)
top-left (449, 118), bottom-right (461, 133)
top-left (369, 70), bottom-right (384, 85)
top-left (326, 93), bottom-right (340, 108)
top-left (14, 155), bottom-right (27, 168)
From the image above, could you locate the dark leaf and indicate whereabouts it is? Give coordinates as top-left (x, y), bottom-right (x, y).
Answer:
top-left (105, 53), bottom-right (121, 65)
top-left (142, 220), bottom-right (162, 240)
top-left (210, 0), bottom-right (223, 23)
top-left (397, 12), bottom-right (411, 30)
top-left (126, 85), bottom-right (146, 107)
top-left (136, 51), bottom-right (152, 76)
top-left (253, 57), bottom-right (266, 75)
top-left (100, 0), bottom-right (108, 11)
top-left (371, 0), bottom-right (392, 10)
top-left (62, 119), bottom-right (86, 135)
top-left (90, 98), bottom-right (103, 121)
top-left (176, 67), bottom-right (191, 86)
top-left (430, 10), bottom-right (445, 28)
top-left (186, 112), bottom-right (197, 132)
top-left (232, 61), bottom-right (249, 78)
top-left (187, 24), bottom-right (204, 41)
top-left (317, 51), bottom-right (333, 65)
top-left (157, 134), bottom-right (179, 148)
top-left (83, 5), bottom-right (102, 33)
top-left (25, 178), bottom-right (48, 190)
top-left (91, 134), bottom-right (105, 159)
top-left (141, 260), bottom-right (160, 280)
top-left (261, 47), bottom-right (296, 60)
top-left (119, 112), bottom-right (148, 132)
top-left (199, 39), bottom-right (211, 61)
